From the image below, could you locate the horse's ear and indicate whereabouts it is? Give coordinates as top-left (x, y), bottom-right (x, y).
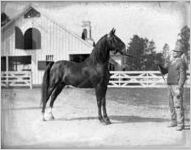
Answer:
top-left (112, 28), bottom-right (116, 34)
top-left (109, 28), bottom-right (116, 37)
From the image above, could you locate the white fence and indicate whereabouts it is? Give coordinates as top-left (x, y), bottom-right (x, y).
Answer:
top-left (1, 71), bottom-right (190, 88)
top-left (1, 71), bottom-right (32, 89)
top-left (108, 71), bottom-right (190, 88)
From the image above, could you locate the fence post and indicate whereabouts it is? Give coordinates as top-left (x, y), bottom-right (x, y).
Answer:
top-left (6, 55), bottom-right (9, 88)
top-left (30, 71), bottom-right (32, 89)
top-left (118, 73), bottom-right (121, 87)
top-left (6, 71), bottom-right (8, 87)
top-left (119, 72), bottom-right (123, 87)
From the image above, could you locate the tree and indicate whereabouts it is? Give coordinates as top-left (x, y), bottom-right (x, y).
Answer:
top-left (126, 35), bottom-right (160, 70)
top-left (141, 53), bottom-right (163, 70)
top-left (127, 35), bottom-right (146, 70)
top-left (178, 25), bottom-right (190, 61)
top-left (162, 43), bottom-right (170, 65)
top-left (145, 40), bottom-right (156, 55)
top-left (162, 43), bottom-right (170, 59)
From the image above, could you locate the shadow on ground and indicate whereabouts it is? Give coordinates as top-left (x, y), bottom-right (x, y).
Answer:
top-left (56, 115), bottom-right (169, 123)
top-left (55, 115), bottom-right (190, 125)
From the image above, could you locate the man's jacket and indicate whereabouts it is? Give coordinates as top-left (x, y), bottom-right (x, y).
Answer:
top-left (158, 57), bottom-right (187, 87)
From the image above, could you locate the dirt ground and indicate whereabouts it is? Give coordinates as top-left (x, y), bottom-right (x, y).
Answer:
top-left (1, 87), bottom-right (190, 148)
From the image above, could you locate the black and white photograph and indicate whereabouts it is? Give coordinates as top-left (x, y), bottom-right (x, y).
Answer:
top-left (1, 0), bottom-right (190, 149)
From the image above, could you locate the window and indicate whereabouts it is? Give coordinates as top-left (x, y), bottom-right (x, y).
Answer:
top-left (24, 28), bottom-right (41, 49)
top-left (38, 61), bottom-right (53, 70)
top-left (24, 7), bottom-right (40, 18)
top-left (109, 63), bottom-right (115, 71)
top-left (15, 26), bottom-right (24, 49)
top-left (81, 28), bottom-right (88, 40)
top-left (8, 56), bottom-right (31, 71)
top-left (38, 55), bottom-right (54, 70)
top-left (15, 27), bottom-right (41, 50)
top-left (1, 12), bottom-right (10, 27)
top-left (46, 55), bottom-right (54, 61)
top-left (1, 56), bottom-right (6, 71)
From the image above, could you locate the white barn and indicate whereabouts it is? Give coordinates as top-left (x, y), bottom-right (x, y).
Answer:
top-left (1, 6), bottom-right (94, 86)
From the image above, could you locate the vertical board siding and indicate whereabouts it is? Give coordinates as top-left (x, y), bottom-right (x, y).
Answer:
top-left (1, 10), bottom-right (93, 85)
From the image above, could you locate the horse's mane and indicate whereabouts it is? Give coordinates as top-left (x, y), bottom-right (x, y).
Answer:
top-left (87, 34), bottom-right (110, 64)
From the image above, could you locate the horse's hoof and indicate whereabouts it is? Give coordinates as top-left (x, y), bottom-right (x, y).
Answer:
top-left (48, 112), bottom-right (55, 120)
top-left (99, 119), bottom-right (104, 123)
top-left (99, 120), bottom-right (106, 125)
top-left (98, 117), bottom-right (104, 122)
top-left (105, 121), bottom-right (112, 125)
top-left (104, 118), bottom-right (111, 125)
top-left (49, 116), bottom-right (55, 120)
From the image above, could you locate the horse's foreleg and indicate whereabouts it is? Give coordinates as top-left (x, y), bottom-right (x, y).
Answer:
top-left (102, 97), bottom-right (111, 125)
top-left (97, 98), bottom-right (104, 123)
top-left (99, 83), bottom-right (111, 125)
top-left (95, 87), bottom-right (104, 123)
top-left (49, 83), bottom-right (65, 120)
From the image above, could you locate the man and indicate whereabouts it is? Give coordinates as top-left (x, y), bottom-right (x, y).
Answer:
top-left (158, 40), bottom-right (187, 131)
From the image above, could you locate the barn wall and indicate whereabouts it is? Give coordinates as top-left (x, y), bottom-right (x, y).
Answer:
top-left (1, 12), bottom-right (93, 85)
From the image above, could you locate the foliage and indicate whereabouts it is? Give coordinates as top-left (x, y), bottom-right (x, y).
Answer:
top-left (162, 43), bottom-right (170, 59)
top-left (127, 35), bottom-right (146, 70)
top-left (178, 25), bottom-right (190, 61)
top-left (126, 35), bottom-right (163, 71)
top-left (161, 43), bottom-right (170, 66)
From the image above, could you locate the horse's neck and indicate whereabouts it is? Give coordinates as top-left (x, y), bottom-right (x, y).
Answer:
top-left (88, 39), bottom-right (110, 64)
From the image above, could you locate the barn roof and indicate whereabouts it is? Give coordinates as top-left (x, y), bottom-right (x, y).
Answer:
top-left (1, 5), bottom-right (93, 48)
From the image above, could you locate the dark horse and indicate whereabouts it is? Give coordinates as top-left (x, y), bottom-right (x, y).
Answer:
top-left (41, 28), bottom-right (126, 125)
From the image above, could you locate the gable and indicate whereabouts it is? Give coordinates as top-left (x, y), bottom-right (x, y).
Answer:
top-left (24, 7), bottom-right (40, 18)
top-left (1, 6), bottom-right (93, 53)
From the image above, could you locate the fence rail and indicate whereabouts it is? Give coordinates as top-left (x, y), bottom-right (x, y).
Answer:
top-left (1, 71), bottom-right (32, 89)
top-left (1, 71), bottom-right (190, 88)
top-left (108, 71), bottom-right (190, 88)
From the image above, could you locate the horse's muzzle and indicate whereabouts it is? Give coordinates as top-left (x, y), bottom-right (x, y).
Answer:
top-left (116, 48), bottom-right (135, 58)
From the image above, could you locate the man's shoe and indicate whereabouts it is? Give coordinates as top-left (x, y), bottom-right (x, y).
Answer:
top-left (168, 122), bottom-right (177, 127)
top-left (176, 125), bottom-right (184, 131)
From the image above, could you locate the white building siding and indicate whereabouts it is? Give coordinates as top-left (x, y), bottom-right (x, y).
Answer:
top-left (1, 7), bottom-right (93, 85)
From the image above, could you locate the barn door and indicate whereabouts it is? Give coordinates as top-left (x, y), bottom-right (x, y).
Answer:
top-left (8, 56), bottom-right (31, 71)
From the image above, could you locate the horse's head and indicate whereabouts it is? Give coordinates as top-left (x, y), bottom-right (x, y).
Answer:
top-left (106, 28), bottom-right (126, 54)
top-left (90, 29), bottom-right (133, 64)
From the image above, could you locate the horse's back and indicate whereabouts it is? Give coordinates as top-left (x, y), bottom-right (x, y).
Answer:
top-left (49, 60), bottom-right (109, 88)
top-left (49, 60), bottom-right (89, 86)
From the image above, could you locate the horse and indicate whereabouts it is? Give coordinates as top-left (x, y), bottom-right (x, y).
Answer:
top-left (41, 28), bottom-right (126, 125)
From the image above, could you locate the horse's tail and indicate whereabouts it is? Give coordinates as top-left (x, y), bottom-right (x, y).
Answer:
top-left (41, 62), bottom-right (54, 108)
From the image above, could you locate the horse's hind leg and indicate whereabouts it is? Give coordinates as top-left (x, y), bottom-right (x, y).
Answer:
top-left (49, 83), bottom-right (65, 120)
top-left (42, 85), bottom-right (56, 121)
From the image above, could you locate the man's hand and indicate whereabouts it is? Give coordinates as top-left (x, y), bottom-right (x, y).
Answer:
top-left (158, 64), bottom-right (164, 74)
top-left (158, 64), bottom-right (168, 75)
